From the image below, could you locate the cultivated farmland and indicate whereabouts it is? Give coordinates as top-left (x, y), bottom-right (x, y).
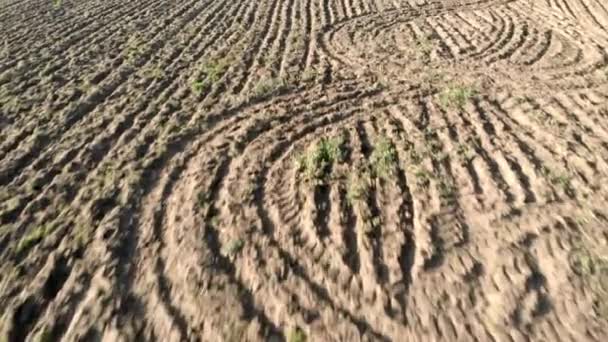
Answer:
top-left (1, 0), bottom-right (608, 340)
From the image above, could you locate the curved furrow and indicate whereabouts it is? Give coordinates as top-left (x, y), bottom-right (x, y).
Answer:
top-left (344, 0), bottom-right (358, 17)
top-left (231, 0), bottom-right (283, 94)
top-left (0, 3), bottom-right (267, 268)
top-left (516, 93), bottom-right (606, 164)
top-left (323, 0), bottom-right (336, 26)
top-left (540, 29), bottom-right (584, 69)
top-left (384, 101), bottom-right (492, 341)
top-left (481, 97), bottom-right (572, 177)
top-left (366, 113), bottom-right (416, 300)
top-left (329, 0), bottom-right (344, 22)
top-left (0, 1), bottom-right (202, 100)
top-left (0, 0), bottom-right (121, 43)
top-left (350, 120), bottom-right (393, 292)
top-left (553, 93), bottom-right (608, 144)
top-left (452, 10), bottom-right (496, 42)
top-left (3, 85), bottom-right (319, 340)
top-left (550, 0), bottom-right (578, 18)
top-left (320, 0), bottom-right (607, 93)
top-left (569, 0), bottom-right (608, 35)
top-left (206, 86), bottom-right (398, 339)
top-left (0, 0), bottom-right (216, 185)
top-left (49, 129), bottom-right (214, 340)
top-left (463, 8), bottom-right (508, 59)
top-left (478, 6), bottom-right (519, 64)
top-left (467, 99), bottom-right (535, 206)
top-left (444, 11), bottom-right (495, 55)
top-left (437, 13), bottom-right (482, 55)
top-left (269, 0), bottom-right (297, 77)
top-left (386, 99), bottom-right (472, 275)
top-left (519, 29), bottom-right (553, 66)
top-left (0, 0), bottom-right (38, 16)
top-left (0, 0), bottom-right (217, 164)
top-left (508, 23), bottom-right (542, 64)
top-left (423, 105), bottom-right (473, 264)
top-left (338, 0), bottom-right (350, 19)
top-left (278, 0), bottom-right (301, 76)
top-left (0, 0), bottom-right (167, 129)
top-left (301, 0), bottom-right (315, 69)
top-left (2, 0), bottom-right (158, 56)
top-left (509, 2), bottom-right (608, 79)
top-left (448, 108), bottom-right (517, 207)
top-left (573, 91), bottom-right (608, 133)
top-left (3, 1), bottom-right (608, 341)
top-left (131, 156), bottom-right (198, 340)
top-left (0, 0), bottom-right (180, 80)
top-left (481, 95), bottom-right (603, 199)
top-left (538, 96), bottom-right (608, 172)
top-left (174, 83), bottom-right (471, 339)
top-left (127, 107), bottom-right (299, 339)
top-left (0, 0), bottom-right (250, 235)
top-left (426, 16), bottom-right (468, 59)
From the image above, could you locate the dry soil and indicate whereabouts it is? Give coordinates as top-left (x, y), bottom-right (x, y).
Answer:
top-left (1, 0), bottom-right (608, 341)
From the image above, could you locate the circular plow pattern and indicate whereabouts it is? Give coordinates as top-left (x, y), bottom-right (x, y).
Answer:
top-left (1, 0), bottom-right (608, 341)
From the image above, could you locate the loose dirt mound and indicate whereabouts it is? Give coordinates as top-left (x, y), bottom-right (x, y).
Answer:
top-left (1, 0), bottom-right (608, 341)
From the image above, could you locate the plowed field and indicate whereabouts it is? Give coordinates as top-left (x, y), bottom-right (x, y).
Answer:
top-left (2, 0), bottom-right (608, 341)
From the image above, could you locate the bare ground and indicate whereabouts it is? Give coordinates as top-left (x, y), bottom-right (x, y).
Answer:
top-left (1, 0), bottom-right (608, 341)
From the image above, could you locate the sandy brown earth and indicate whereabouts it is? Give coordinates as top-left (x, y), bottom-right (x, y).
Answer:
top-left (1, 0), bottom-right (608, 340)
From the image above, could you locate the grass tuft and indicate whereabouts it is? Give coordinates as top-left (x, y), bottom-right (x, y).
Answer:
top-left (223, 239), bottom-right (244, 256)
top-left (369, 137), bottom-right (397, 178)
top-left (414, 169), bottom-right (432, 188)
top-left (252, 77), bottom-right (287, 98)
top-left (35, 327), bottom-right (52, 342)
top-left (16, 223), bottom-right (56, 254)
top-left (297, 136), bottom-right (345, 181)
top-left (568, 244), bottom-right (608, 317)
top-left (541, 166), bottom-right (574, 195)
top-left (347, 167), bottom-right (372, 204)
top-left (191, 58), bottom-right (232, 95)
top-left (439, 85), bottom-right (476, 109)
top-left (287, 327), bottom-right (307, 342)
top-left (201, 59), bottom-right (230, 84)
top-left (191, 80), bottom-right (211, 95)
top-left (197, 191), bottom-right (209, 208)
